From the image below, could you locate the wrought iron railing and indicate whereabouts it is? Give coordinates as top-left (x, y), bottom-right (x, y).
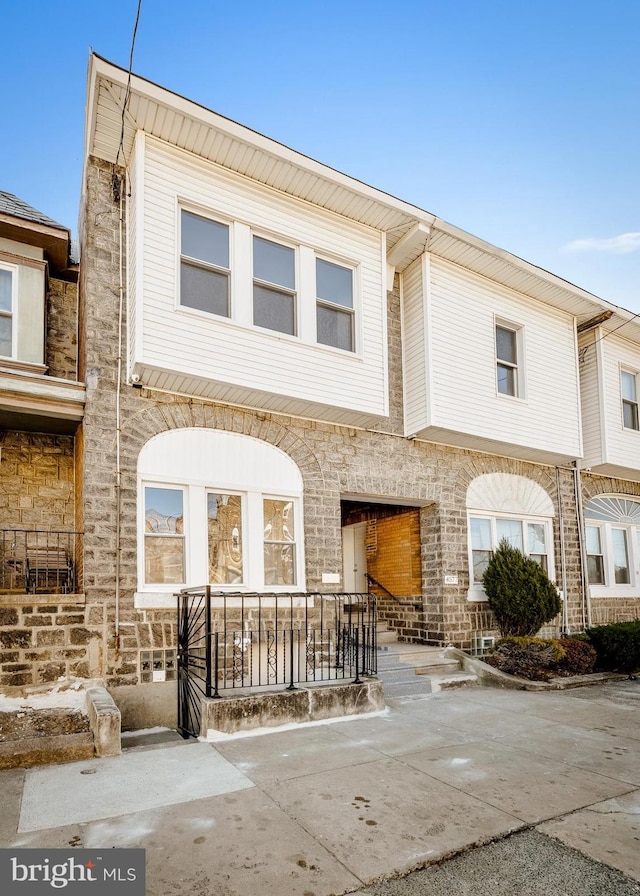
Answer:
top-left (0, 529), bottom-right (82, 594)
top-left (177, 589), bottom-right (377, 738)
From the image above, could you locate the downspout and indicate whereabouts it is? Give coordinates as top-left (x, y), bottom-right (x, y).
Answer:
top-left (573, 462), bottom-right (592, 629)
top-left (114, 173), bottom-right (126, 653)
top-left (555, 467), bottom-right (569, 636)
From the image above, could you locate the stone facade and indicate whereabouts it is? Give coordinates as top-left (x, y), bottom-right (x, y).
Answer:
top-left (46, 277), bottom-right (78, 381)
top-left (77, 156), bottom-right (596, 709)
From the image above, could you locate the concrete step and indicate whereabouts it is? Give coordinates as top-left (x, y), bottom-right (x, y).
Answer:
top-left (429, 672), bottom-right (479, 693)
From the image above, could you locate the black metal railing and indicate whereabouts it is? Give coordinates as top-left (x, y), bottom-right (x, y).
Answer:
top-left (177, 589), bottom-right (377, 738)
top-left (0, 529), bottom-right (81, 594)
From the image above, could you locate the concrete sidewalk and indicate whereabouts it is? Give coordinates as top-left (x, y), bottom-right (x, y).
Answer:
top-left (1, 680), bottom-right (639, 895)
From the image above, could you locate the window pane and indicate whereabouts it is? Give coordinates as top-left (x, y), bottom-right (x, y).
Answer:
top-left (621, 371), bottom-right (637, 401)
top-left (253, 284), bottom-right (295, 334)
top-left (253, 237), bottom-right (295, 289)
top-left (264, 499), bottom-right (295, 541)
top-left (587, 554), bottom-right (604, 585)
top-left (144, 536), bottom-right (185, 584)
top-left (529, 554), bottom-right (548, 573)
top-left (317, 305), bottom-right (353, 351)
top-left (585, 525), bottom-right (601, 555)
top-left (470, 517), bottom-right (492, 550)
top-left (623, 400), bottom-right (639, 430)
top-left (612, 529), bottom-right (630, 584)
top-left (264, 544), bottom-right (295, 586)
top-left (496, 326), bottom-right (516, 364)
top-left (181, 262), bottom-right (229, 316)
top-left (0, 316), bottom-right (11, 357)
top-left (527, 523), bottom-right (546, 555)
top-left (0, 269), bottom-right (11, 313)
top-left (497, 363), bottom-right (516, 396)
top-left (145, 487), bottom-right (183, 533)
top-left (316, 259), bottom-right (353, 309)
top-left (472, 550), bottom-right (492, 582)
top-left (496, 519), bottom-right (523, 551)
top-left (207, 493), bottom-right (243, 584)
top-left (181, 211), bottom-right (228, 268)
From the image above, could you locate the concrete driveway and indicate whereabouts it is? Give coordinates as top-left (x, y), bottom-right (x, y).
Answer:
top-left (0, 679), bottom-right (638, 896)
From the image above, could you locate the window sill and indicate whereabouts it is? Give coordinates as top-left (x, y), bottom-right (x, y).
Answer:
top-left (467, 585), bottom-right (487, 602)
top-left (589, 585), bottom-right (640, 599)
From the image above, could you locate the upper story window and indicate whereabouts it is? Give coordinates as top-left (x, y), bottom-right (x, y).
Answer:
top-left (180, 210), bottom-right (230, 317)
top-left (316, 258), bottom-right (354, 352)
top-left (585, 496), bottom-right (640, 592)
top-left (621, 370), bottom-right (639, 431)
top-left (0, 266), bottom-right (14, 358)
top-left (253, 236), bottom-right (296, 336)
top-left (495, 323), bottom-right (520, 397)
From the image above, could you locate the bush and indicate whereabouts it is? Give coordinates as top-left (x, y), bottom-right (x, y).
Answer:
top-left (482, 539), bottom-right (562, 637)
top-left (485, 636), bottom-right (565, 681)
top-left (586, 620), bottom-right (640, 674)
top-left (553, 638), bottom-right (597, 676)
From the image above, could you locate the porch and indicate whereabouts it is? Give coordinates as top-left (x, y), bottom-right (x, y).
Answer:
top-left (0, 528), bottom-right (82, 596)
top-left (177, 589), bottom-right (378, 738)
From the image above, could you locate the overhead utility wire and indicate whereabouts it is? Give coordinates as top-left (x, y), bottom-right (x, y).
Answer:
top-left (579, 308), bottom-right (640, 363)
top-left (115, 0), bottom-right (142, 171)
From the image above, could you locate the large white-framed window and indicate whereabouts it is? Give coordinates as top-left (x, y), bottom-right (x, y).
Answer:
top-left (0, 264), bottom-right (16, 358)
top-left (316, 257), bottom-right (355, 352)
top-left (495, 319), bottom-right (523, 398)
top-left (175, 202), bottom-right (363, 355)
top-left (179, 209), bottom-right (230, 318)
top-left (252, 235), bottom-right (297, 336)
top-left (585, 496), bottom-right (640, 595)
top-left (137, 429), bottom-right (305, 604)
top-left (466, 473), bottom-right (555, 601)
top-left (469, 514), bottom-right (553, 584)
top-left (621, 369), bottom-right (639, 431)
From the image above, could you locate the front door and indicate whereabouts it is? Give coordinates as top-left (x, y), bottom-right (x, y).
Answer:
top-left (342, 522), bottom-right (367, 592)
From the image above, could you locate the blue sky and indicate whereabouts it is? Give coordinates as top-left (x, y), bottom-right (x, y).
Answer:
top-left (3, 1), bottom-right (638, 310)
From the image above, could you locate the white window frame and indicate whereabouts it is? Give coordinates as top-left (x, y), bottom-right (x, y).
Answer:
top-left (178, 206), bottom-right (232, 319)
top-left (620, 368), bottom-right (639, 431)
top-left (315, 254), bottom-right (357, 353)
top-left (585, 496), bottom-right (640, 597)
top-left (467, 511), bottom-right (555, 601)
top-left (495, 317), bottom-right (525, 400)
top-left (174, 202), bottom-right (363, 355)
top-left (142, 483), bottom-right (189, 587)
top-left (0, 262), bottom-right (17, 360)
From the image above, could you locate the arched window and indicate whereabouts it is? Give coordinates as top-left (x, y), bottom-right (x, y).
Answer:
top-left (585, 496), bottom-right (640, 594)
top-left (137, 429), bottom-right (304, 602)
top-left (466, 473), bottom-right (555, 600)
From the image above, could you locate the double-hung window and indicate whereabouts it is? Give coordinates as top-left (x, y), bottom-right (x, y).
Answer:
top-left (180, 210), bottom-right (230, 317)
top-left (253, 236), bottom-right (296, 335)
top-left (263, 498), bottom-right (296, 586)
top-left (0, 266), bottom-right (14, 358)
top-left (621, 370), bottom-right (639, 431)
top-left (469, 515), bottom-right (551, 585)
top-left (496, 323), bottom-right (519, 397)
top-left (316, 258), bottom-right (355, 352)
top-left (585, 496), bottom-right (640, 592)
top-left (144, 486), bottom-right (186, 585)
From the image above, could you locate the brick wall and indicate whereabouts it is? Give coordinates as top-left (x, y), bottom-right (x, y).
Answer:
top-left (367, 511), bottom-right (421, 597)
top-left (76, 155), bottom-right (639, 712)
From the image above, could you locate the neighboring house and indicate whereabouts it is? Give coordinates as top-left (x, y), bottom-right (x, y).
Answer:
top-left (0, 191), bottom-right (86, 687)
top-left (4, 54), bottom-right (640, 728)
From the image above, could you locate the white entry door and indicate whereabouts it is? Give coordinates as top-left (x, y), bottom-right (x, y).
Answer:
top-left (342, 523), bottom-right (368, 592)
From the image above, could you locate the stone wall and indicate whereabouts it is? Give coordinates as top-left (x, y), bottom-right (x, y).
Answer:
top-left (46, 277), bottom-right (78, 381)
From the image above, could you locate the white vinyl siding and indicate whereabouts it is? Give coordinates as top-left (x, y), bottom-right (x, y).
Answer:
top-left (130, 135), bottom-right (387, 426)
top-left (578, 330), bottom-right (606, 471)
top-left (401, 254), bottom-right (429, 435)
top-left (583, 332), bottom-right (640, 480)
top-left (423, 256), bottom-right (582, 462)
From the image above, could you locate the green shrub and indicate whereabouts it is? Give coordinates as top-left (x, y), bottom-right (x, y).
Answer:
top-left (485, 636), bottom-right (565, 681)
top-left (553, 638), bottom-right (597, 676)
top-left (482, 539), bottom-right (562, 637)
top-left (586, 620), bottom-right (640, 674)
